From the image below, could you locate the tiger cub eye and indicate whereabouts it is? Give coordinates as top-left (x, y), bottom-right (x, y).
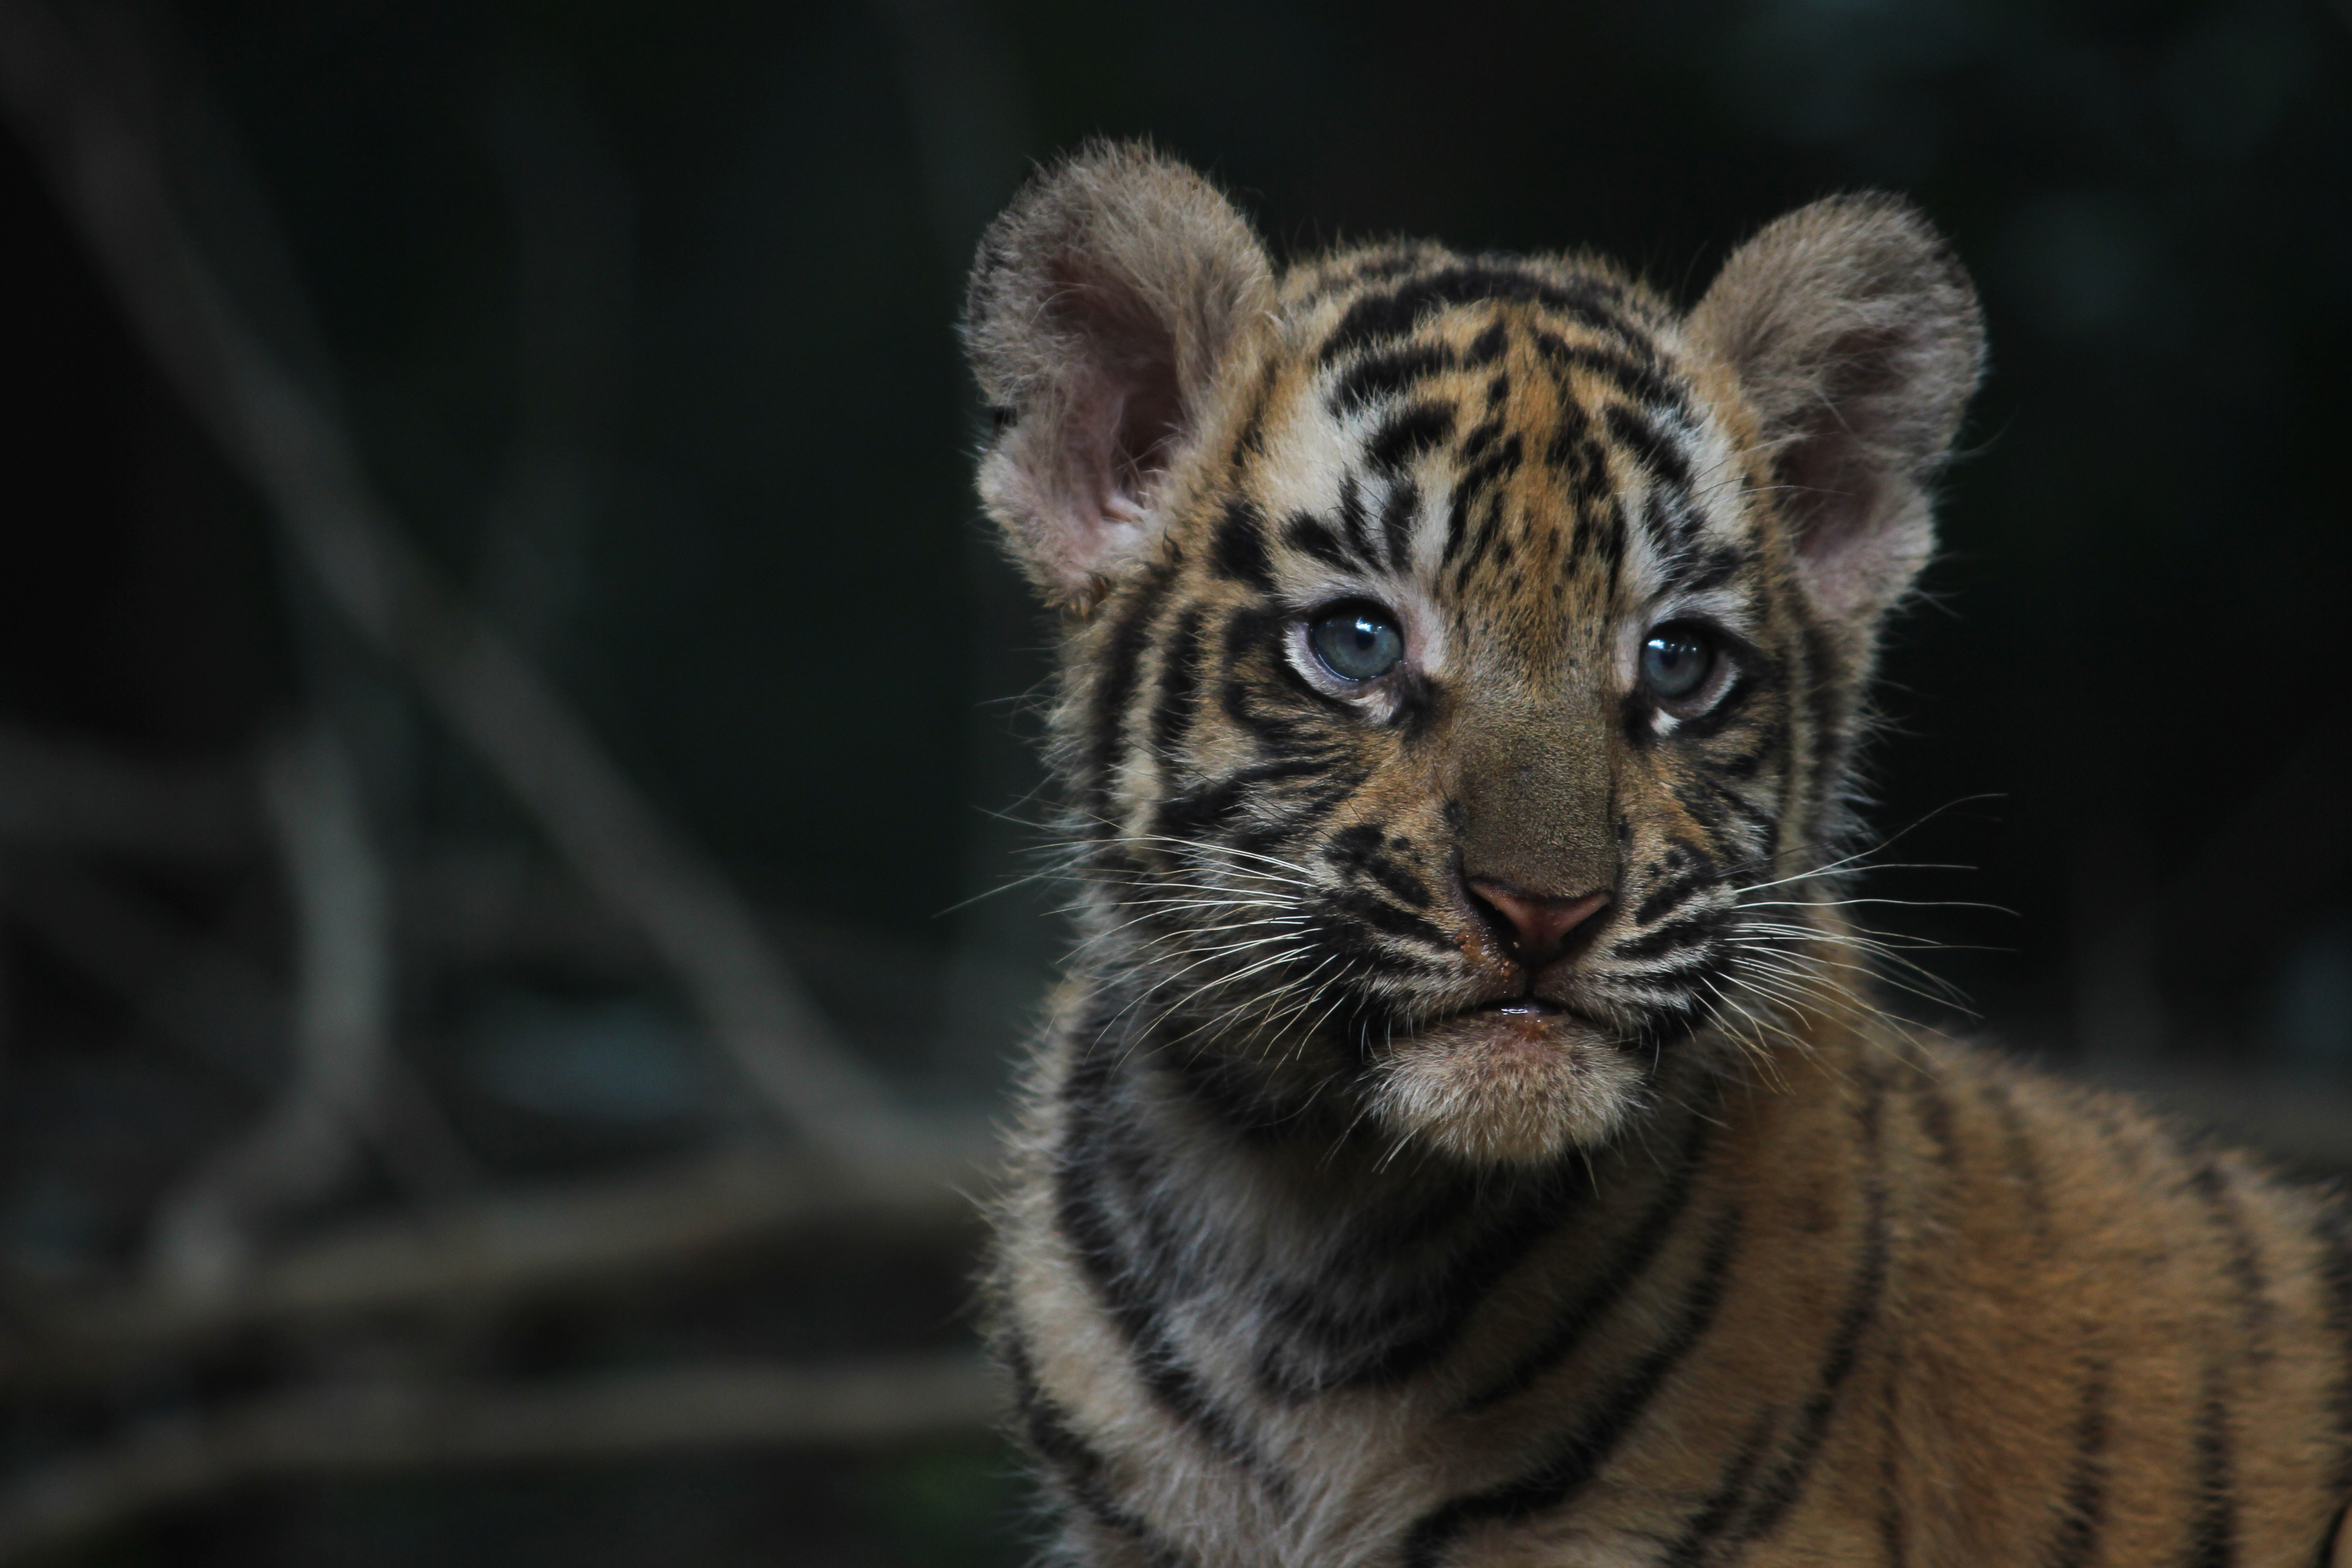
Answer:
top-left (1642, 623), bottom-right (1715, 702)
top-left (1310, 605), bottom-right (1406, 683)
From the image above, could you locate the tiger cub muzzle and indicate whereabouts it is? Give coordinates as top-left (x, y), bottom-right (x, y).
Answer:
top-left (1284, 660), bottom-right (1693, 1167)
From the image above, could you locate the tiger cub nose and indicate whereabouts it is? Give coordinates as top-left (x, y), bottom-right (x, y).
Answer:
top-left (1465, 881), bottom-right (1611, 969)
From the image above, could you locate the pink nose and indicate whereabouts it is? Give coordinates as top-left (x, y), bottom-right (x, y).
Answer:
top-left (1466, 881), bottom-right (1610, 968)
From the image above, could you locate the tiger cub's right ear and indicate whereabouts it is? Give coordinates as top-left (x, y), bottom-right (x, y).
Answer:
top-left (963, 142), bottom-right (1274, 608)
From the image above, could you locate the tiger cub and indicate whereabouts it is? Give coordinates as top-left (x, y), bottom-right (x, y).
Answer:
top-left (961, 142), bottom-right (2352, 1568)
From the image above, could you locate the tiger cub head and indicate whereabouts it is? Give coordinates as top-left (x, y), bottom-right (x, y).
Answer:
top-left (964, 143), bottom-right (1983, 1168)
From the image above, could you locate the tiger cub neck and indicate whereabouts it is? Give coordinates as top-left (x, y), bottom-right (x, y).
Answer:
top-left (1031, 959), bottom-right (1873, 1407)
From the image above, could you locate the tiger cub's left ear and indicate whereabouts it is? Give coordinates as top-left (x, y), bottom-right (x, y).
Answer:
top-left (964, 142), bottom-right (1275, 608)
top-left (1688, 194), bottom-right (1984, 631)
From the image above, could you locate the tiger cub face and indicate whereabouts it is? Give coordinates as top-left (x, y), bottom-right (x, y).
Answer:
top-left (965, 145), bottom-right (1981, 1168)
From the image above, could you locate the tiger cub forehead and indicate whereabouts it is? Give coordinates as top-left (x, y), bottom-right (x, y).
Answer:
top-left (1191, 243), bottom-right (1786, 689)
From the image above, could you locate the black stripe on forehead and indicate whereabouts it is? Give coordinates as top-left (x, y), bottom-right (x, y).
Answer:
top-left (1368, 403), bottom-right (1457, 472)
top-left (1566, 493), bottom-right (1627, 592)
top-left (1284, 510), bottom-right (1378, 574)
top-left (1214, 499), bottom-right (1276, 589)
top-left (1379, 478), bottom-right (1422, 572)
top-left (1318, 263), bottom-right (1633, 363)
top-left (1605, 403), bottom-right (1695, 494)
top-left (1531, 328), bottom-right (1687, 417)
top-left (1331, 343), bottom-right (1457, 415)
top-left (1665, 543), bottom-right (1755, 598)
top-left (1291, 243), bottom-right (1435, 310)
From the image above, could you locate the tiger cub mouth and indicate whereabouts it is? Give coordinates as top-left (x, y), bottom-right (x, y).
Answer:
top-left (1368, 1001), bottom-right (1643, 1166)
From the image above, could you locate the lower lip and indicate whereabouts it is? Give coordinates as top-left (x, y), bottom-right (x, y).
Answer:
top-left (1472, 999), bottom-right (1566, 1019)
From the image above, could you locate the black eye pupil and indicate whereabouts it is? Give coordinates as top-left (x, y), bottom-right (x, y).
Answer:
top-left (1310, 607), bottom-right (1405, 682)
top-left (1642, 626), bottom-right (1714, 701)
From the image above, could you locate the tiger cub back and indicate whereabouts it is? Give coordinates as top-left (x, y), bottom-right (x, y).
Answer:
top-left (962, 142), bottom-right (2352, 1568)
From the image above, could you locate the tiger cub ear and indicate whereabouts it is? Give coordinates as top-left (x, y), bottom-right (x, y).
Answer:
top-left (964, 142), bottom-right (1274, 607)
top-left (1688, 194), bottom-right (1984, 630)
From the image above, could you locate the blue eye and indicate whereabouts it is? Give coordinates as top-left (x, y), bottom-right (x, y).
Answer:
top-left (1642, 623), bottom-right (1716, 703)
top-left (1309, 605), bottom-right (1406, 682)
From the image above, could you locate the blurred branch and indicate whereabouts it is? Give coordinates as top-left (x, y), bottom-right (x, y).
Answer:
top-left (0, 1353), bottom-right (1004, 1562)
top-left (0, 0), bottom-right (920, 1167)
top-left (11, 1130), bottom-right (989, 1384)
top-left (148, 726), bottom-right (412, 1297)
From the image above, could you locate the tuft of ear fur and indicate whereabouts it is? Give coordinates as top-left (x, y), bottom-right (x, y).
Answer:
top-left (964, 142), bottom-right (1274, 606)
top-left (1689, 195), bottom-right (1984, 630)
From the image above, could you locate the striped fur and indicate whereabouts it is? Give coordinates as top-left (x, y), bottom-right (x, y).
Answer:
top-left (964, 144), bottom-right (2352, 1568)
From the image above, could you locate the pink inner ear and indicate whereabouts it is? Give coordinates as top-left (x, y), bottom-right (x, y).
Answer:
top-left (1769, 323), bottom-right (1926, 621)
top-left (1049, 259), bottom-right (1188, 528)
top-left (1779, 416), bottom-right (1887, 553)
top-left (1780, 432), bottom-right (1901, 620)
top-left (1108, 369), bottom-right (1184, 514)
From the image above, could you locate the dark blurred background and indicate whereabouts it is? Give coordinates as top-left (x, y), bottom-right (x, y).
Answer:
top-left (0, 0), bottom-right (2346, 1561)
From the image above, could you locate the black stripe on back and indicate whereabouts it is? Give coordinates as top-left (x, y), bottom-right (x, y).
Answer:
top-left (1660, 1413), bottom-right (1779, 1568)
top-left (1877, 1387), bottom-right (1908, 1568)
top-left (2185, 1370), bottom-right (2238, 1568)
top-left (1979, 1076), bottom-right (2054, 1243)
top-left (1689, 1072), bottom-right (1891, 1556)
top-left (2315, 1205), bottom-right (2352, 1496)
top-left (2042, 1361), bottom-right (2109, 1568)
top-left (2315, 1507), bottom-right (2350, 1568)
top-left (2187, 1154), bottom-right (2273, 1353)
top-left (1910, 1068), bottom-right (1962, 1171)
top-left (1399, 1205), bottom-right (1742, 1568)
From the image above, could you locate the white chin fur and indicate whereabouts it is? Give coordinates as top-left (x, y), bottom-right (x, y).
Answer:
top-left (1367, 1013), bottom-right (1647, 1166)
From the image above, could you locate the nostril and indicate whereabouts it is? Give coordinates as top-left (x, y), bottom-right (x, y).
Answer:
top-left (1465, 880), bottom-right (1611, 967)
top-left (1464, 884), bottom-right (1517, 957)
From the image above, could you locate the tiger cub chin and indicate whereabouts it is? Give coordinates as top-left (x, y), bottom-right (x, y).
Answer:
top-left (961, 142), bottom-right (2352, 1568)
